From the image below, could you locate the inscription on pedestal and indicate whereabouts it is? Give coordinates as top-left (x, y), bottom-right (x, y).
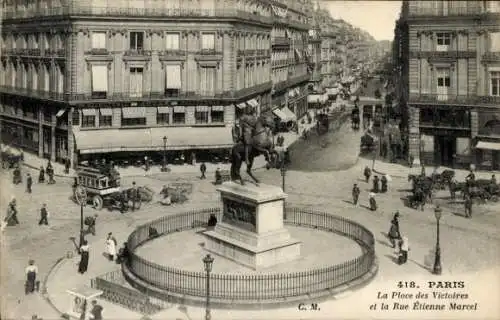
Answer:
top-left (222, 198), bottom-right (256, 232)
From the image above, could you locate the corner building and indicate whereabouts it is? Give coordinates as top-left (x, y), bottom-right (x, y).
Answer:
top-left (405, 1), bottom-right (500, 169)
top-left (269, 0), bottom-right (310, 126)
top-left (0, 0), bottom-right (275, 166)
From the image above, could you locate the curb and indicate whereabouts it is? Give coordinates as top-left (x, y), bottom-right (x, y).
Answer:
top-left (41, 255), bottom-right (69, 317)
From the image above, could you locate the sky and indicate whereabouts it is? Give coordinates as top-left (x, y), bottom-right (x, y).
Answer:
top-left (320, 1), bottom-right (402, 41)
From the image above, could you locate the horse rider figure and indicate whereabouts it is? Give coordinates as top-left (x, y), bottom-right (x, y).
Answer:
top-left (238, 107), bottom-right (259, 167)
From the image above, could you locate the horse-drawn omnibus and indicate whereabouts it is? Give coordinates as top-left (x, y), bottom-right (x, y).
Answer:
top-left (76, 166), bottom-right (121, 210)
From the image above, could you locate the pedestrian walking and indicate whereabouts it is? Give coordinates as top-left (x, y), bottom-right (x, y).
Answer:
top-left (464, 194), bottom-right (472, 218)
top-left (131, 181), bottom-right (137, 211)
top-left (380, 175), bottom-right (388, 193)
top-left (105, 232), bottom-right (117, 261)
top-left (64, 159), bottom-right (70, 174)
top-left (116, 242), bottom-right (130, 264)
top-left (38, 203), bottom-right (49, 226)
top-left (5, 198), bottom-right (19, 226)
top-left (144, 156), bottom-right (149, 172)
top-left (200, 162), bottom-right (207, 179)
top-left (369, 192), bottom-right (377, 211)
top-left (364, 166), bottom-right (371, 183)
top-left (78, 240), bottom-right (89, 274)
top-left (397, 236), bottom-right (410, 265)
top-left (352, 183), bottom-right (360, 205)
top-left (372, 175), bottom-right (380, 193)
top-left (26, 173), bottom-right (33, 193)
top-left (38, 166), bottom-right (45, 183)
top-left (89, 300), bottom-right (103, 320)
top-left (25, 260), bottom-right (39, 294)
top-left (388, 212), bottom-right (401, 249)
top-left (491, 174), bottom-right (497, 185)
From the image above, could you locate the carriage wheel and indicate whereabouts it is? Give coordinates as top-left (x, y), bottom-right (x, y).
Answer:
top-left (491, 195), bottom-right (499, 202)
top-left (92, 195), bottom-right (104, 211)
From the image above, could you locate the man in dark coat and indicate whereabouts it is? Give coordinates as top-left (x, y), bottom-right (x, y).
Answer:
top-left (89, 300), bottom-right (103, 320)
top-left (364, 166), bottom-right (371, 183)
top-left (380, 175), bottom-right (388, 193)
top-left (130, 181), bottom-right (137, 211)
top-left (464, 194), bottom-right (472, 218)
top-left (38, 203), bottom-right (49, 225)
top-left (200, 162), bottom-right (207, 180)
top-left (352, 184), bottom-right (360, 206)
top-left (26, 173), bottom-right (33, 193)
top-left (372, 175), bottom-right (380, 193)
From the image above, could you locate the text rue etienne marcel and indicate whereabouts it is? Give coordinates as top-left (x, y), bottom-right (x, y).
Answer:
top-left (370, 281), bottom-right (478, 311)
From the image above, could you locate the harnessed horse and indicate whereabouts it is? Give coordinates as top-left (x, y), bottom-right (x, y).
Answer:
top-left (231, 115), bottom-right (276, 185)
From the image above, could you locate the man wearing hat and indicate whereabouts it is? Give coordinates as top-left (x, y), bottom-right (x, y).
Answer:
top-left (352, 183), bottom-right (360, 206)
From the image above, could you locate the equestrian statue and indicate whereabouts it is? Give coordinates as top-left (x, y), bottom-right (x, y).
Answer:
top-left (231, 107), bottom-right (277, 185)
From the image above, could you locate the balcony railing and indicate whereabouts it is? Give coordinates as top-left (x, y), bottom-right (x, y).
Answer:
top-left (86, 48), bottom-right (110, 55)
top-left (482, 52), bottom-right (500, 62)
top-left (2, 6), bottom-right (274, 25)
top-left (196, 49), bottom-right (222, 56)
top-left (0, 82), bottom-right (273, 102)
top-left (410, 51), bottom-right (476, 60)
top-left (158, 50), bottom-right (186, 58)
top-left (273, 74), bottom-right (310, 92)
top-left (408, 6), bottom-right (482, 17)
top-left (272, 37), bottom-right (291, 47)
top-left (409, 93), bottom-right (500, 105)
top-left (124, 49), bottom-right (152, 57)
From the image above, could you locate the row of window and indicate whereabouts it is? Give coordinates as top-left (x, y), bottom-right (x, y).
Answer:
top-left (420, 70), bottom-right (500, 97)
top-left (76, 108), bottom-right (225, 128)
top-left (418, 31), bottom-right (500, 52)
top-left (0, 62), bottom-right (64, 92)
top-left (1, 33), bottom-right (64, 50)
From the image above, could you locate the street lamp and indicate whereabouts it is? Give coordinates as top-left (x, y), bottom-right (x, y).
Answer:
top-left (74, 185), bottom-right (87, 249)
top-left (161, 136), bottom-right (168, 172)
top-left (280, 151), bottom-right (287, 192)
top-left (203, 254), bottom-right (214, 320)
top-left (433, 205), bottom-right (443, 275)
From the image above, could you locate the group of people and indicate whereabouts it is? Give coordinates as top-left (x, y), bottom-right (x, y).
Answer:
top-left (38, 161), bottom-right (55, 185)
top-left (387, 212), bottom-right (410, 265)
top-left (352, 166), bottom-right (391, 212)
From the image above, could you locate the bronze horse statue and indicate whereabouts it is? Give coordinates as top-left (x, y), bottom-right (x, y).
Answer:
top-left (230, 114), bottom-right (276, 185)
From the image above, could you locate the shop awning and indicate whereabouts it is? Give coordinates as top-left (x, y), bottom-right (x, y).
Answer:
top-left (281, 106), bottom-right (296, 121)
top-left (211, 105), bottom-right (224, 111)
top-left (308, 95), bottom-right (321, 103)
top-left (326, 88), bottom-right (339, 95)
top-left (157, 106), bottom-right (171, 113)
top-left (196, 105), bottom-right (209, 112)
top-left (122, 107), bottom-right (146, 118)
top-left (74, 126), bottom-right (234, 154)
top-left (56, 109), bottom-right (66, 117)
top-left (236, 103), bottom-right (247, 109)
top-left (174, 106), bottom-right (185, 113)
top-left (247, 99), bottom-right (259, 108)
top-left (99, 108), bottom-right (113, 116)
top-left (476, 141), bottom-right (500, 151)
top-left (272, 108), bottom-right (289, 121)
top-left (82, 109), bottom-right (96, 116)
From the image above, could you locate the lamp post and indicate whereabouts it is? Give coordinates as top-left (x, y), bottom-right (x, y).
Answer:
top-left (74, 185), bottom-right (87, 249)
top-left (433, 205), bottom-right (442, 275)
top-left (280, 150), bottom-right (287, 192)
top-left (161, 136), bottom-right (168, 172)
top-left (203, 254), bottom-right (214, 320)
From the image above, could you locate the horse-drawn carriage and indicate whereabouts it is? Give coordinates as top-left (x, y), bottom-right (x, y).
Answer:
top-left (360, 133), bottom-right (377, 153)
top-left (1, 144), bottom-right (23, 169)
top-left (76, 166), bottom-right (153, 211)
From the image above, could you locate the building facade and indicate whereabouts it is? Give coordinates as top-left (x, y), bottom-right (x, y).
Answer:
top-left (404, 0), bottom-right (500, 169)
top-left (269, 0), bottom-right (310, 125)
top-left (1, 0), bottom-right (277, 165)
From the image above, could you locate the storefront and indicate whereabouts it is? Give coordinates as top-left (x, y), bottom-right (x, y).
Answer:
top-left (419, 129), bottom-right (472, 167)
top-left (474, 110), bottom-right (500, 170)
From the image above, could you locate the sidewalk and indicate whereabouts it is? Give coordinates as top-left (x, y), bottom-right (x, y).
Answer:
top-left (18, 113), bottom-right (322, 180)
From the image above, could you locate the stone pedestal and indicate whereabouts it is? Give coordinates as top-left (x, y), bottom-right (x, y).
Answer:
top-left (203, 182), bottom-right (301, 270)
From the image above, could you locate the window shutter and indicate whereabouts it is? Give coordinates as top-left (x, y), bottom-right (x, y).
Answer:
top-left (165, 65), bottom-right (181, 89)
top-left (91, 65), bottom-right (108, 92)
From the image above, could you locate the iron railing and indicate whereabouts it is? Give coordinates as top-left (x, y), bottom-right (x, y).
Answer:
top-left (482, 52), bottom-right (500, 62)
top-left (409, 93), bottom-right (500, 105)
top-left (2, 6), bottom-right (274, 25)
top-left (123, 207), bottom-right (375, 301)
top-left (0, 82), bottom-right (273, 102)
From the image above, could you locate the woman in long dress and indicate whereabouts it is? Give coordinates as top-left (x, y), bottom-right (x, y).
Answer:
top-left (25, 260), bottom-right (38, 294)
top-left (105, 233), bottom-right (117, 261)
top-left (78, 240), bottom-right (89, 274)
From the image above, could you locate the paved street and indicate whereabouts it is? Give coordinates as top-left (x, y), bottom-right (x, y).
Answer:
top-left (1, 122), bottom-right (500, 320)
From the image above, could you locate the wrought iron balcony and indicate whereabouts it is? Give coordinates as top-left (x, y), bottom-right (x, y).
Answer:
top-left (482, 52), bottom-right (500, 63)
top-left (272, 37), bottom-right (291, 47)
top-left (158, 50), bottom-right (186, 59)
top-left (86, 48), bottom-right (110, 55)
top-left (409, 51), bottom-right (476, 60)
top-left (409, 93), bottom-right (500, 106)
top-left (124, 49), bottom-right (151, 56)
top-left (196, 49), bottom-right (222, 56)
top-left (273, 74), bottom-right (310, 92)
top-left (2, 6), bottom-right (274, 25)
top-left (408, 6), bottom-right (482, 18)
top-left (0, 82), bottom-right (273, 102)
